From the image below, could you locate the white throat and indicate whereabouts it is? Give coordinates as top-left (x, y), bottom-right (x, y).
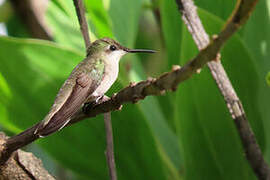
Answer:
top-left (107, 50), bottom-right (127, 63)
top-left (93, 50), bottom-right (127, 97)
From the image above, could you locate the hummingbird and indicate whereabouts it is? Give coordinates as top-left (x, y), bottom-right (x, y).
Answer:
top-left (35, 37), bottom-right (155, 137)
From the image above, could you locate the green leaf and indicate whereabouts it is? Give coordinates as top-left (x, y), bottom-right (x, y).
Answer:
top-left (112, 106), bottom-right (167, 180)
top-left (174, 9), bottom-right (263, 180)
top-left (50, 0), bottom-right (78, 18)
top-left (84, 0), bottom-right (113, 38)
top-left (195, 0), bottom-right (235, 20)
top-left (160, 0), bottom-right (182, 68)
top-left (0, 36), bottom-right (83, 130)
top-left (0, 72), bottom-right (21, 133)
top-left (45, 2), bottom-right (85, 53)
top-left (0, 1), bottom-right (13, 23)
top-left (108, 0), bottom-right (143, 46)
top-left (128, 59), bottom-right (182, 180)
top-left (267, 72), bottom-right (270, 86)
top-left (6, 16), bottom-right (30, 38)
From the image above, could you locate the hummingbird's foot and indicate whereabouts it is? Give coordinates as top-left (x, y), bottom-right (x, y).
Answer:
top-left (117, 104), bottom-right (123, 111)
top-left (95, 95), bottom-right (105, 103)
top-left (82, 95), bottom-right (106, 113)
top-left (82, 102), bottom-right (94, 113)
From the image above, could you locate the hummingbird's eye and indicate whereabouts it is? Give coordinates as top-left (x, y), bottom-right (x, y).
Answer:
top-left (109, 45), bottom-right (117, 51)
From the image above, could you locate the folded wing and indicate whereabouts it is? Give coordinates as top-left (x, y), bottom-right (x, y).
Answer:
top-left (36, 73), bottom-right (98, 137)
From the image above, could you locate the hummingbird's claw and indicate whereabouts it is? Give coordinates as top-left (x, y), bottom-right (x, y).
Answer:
top-left (82, 102), bottom-right (94, 113)
top-left (116, 105), bottom-right (123, 111)
top-left (82, 95), bottom-right (107, 113)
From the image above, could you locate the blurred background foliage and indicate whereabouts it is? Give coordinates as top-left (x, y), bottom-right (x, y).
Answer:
top-left (0, 0), bottom-right (269, 179)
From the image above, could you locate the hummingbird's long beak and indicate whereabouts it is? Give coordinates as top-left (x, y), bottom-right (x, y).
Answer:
top-left (125, 48), bottom-right (157, 53)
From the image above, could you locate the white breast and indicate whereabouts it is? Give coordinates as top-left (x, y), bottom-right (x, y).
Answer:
top-left (93, 50), bottom-right (126, 97)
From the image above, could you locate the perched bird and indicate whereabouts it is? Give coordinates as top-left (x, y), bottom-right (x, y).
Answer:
top-left (35, 38), bottom-right (155, 137)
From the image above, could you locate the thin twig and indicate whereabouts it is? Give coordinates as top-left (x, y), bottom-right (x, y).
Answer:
top-left (72, 0), bottom-right (91, 50)
top-left (175, 0), bottom-right (270, 179)
top-left (104, 112), bottom-right (117, 180)
top-left (73, 1), bottom-right (118, 179)
top-left (72, 1), bottom-right (117, 178)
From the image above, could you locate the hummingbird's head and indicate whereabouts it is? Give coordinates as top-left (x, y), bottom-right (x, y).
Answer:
top-left (87, 37), bottom-right (156, 63)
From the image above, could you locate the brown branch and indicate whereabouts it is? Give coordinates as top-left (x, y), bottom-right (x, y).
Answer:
top-left (0, 125), bottom-right (39, 165)
top-left (104, 112), bottom-right (117, 180)
top-left (72, 0), bottom-right (91, 51)
top-left (175, 0), bottom-right (270, 179)
top-left (0, 133), bottom-right (55, 180)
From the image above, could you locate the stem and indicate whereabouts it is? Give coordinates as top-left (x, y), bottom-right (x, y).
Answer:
top-left (104, 112), bottom-right (117, 180)
top-left (72, 0), bottom-right (91, 50)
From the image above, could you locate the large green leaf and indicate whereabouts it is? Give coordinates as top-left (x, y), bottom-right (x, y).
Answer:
top-left (51, 0), bottom-right (78, 18)
top-left (45, 2), bottom-right (85, 53)
top-left (160, 0), bottom-right (182, 68)
top-left (267, 72), bottom-right (270, 86)
top-left (129, 60), bottom-right (182, 179)
top-left (0, 1), bottom-right (13, 23)
top-left (195, 0), bottom-right (235, 20)
top-left (108, 0), bottom-right (142, 46)
top-left (0, 37), bottom-right (82, 130)
top-left (0, 36), bottom-right (166, 179)
top-left (84, 0), bottom-right (113, 37)
top-left (174, 9), bottom-right (263, 180)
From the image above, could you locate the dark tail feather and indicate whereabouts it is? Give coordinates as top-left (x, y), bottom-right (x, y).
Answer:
top-left (35, 117), bottom-right (71, 137)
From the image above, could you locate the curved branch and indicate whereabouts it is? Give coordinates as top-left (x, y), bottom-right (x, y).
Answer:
top-left (0, 133), bottom-right (54, 179)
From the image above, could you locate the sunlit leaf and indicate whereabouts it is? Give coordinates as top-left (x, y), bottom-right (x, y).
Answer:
top-left (45, 2), bottom-right (85, 53)
top-left (267, 72), bottom-right (270, 86)
top-left (108, 0), bottom-right (142, 46)
top-left (84, 0), bottom-right (113, 38)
